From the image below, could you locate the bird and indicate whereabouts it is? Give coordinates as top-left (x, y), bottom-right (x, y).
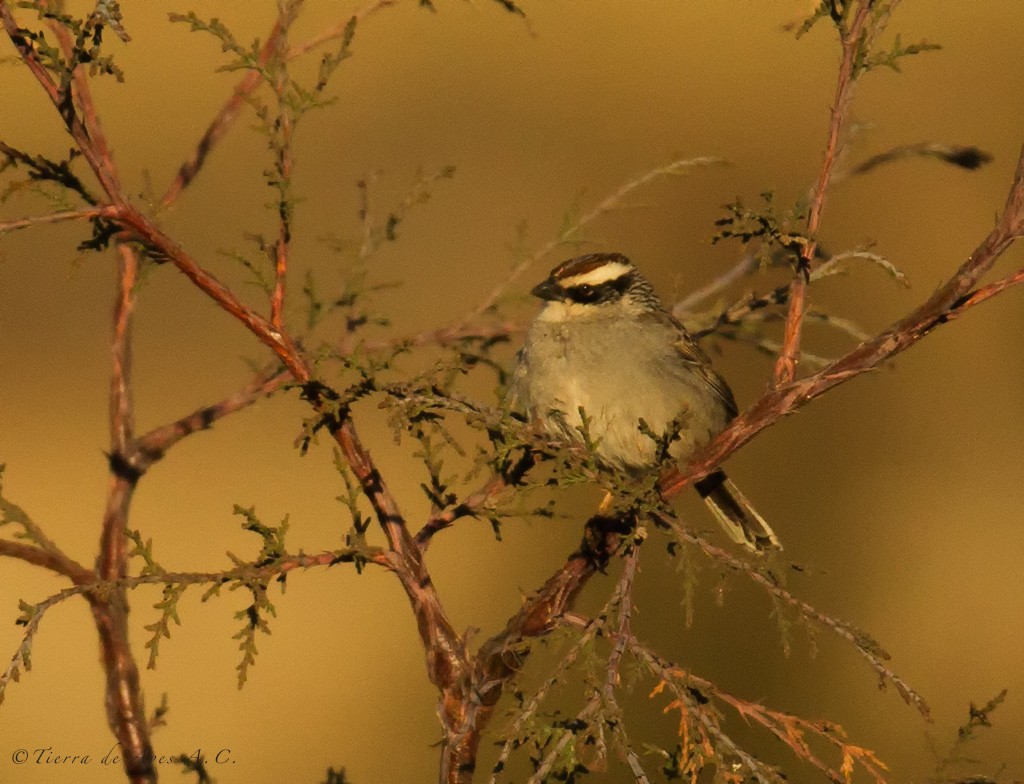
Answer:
top-left (508, 251), bottom-right (780, 552)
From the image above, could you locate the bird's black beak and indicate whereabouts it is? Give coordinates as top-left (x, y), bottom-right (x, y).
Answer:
top-left (530, 278), bottom-right (563, 301)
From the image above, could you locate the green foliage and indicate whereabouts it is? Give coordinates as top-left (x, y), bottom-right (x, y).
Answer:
top-left (231, 582), bottom-right (275, 689)
top-left (126, 528), bottom-right (166, 578)
top-left (0, 142), bottom-right (97, 206)
top-left (284, 14), bottom-right (358, 117)
top-left (92, 0), bottom-right (130, 43)
top-left (794, 1), bottom-right (939, 77)
top-left (332, 449), bottom-right (374, 570)
top-left (300, 235), bottom-right (397, 333)
top-left (125, 507), bottom-right (292, 680)
top-left (174, 748), bottom-right (215, 784)
top-left (220, 233), bottom-right (279, 296)
top-left (321, 768), bottom-right (351, 784)
top-left (855, 32), bottom-right (941, 76)
top-left (0, 1), bottom-right (991, 781)
top-left (1, 589), bottom-right (82, 707)
top-left (12, 0), bottom-right (127, 89)
top-left (170, 5), bottom-right (359, 260)
top-left (412, 426), bottom-right (459, 511)
top-left (356, 166), bottom-right (457, 256)
top-left (712, 192), bottom-right (809, 267)
top-left (489, 0), bottom-right (527, 18)
top-left (76, 215), bottom-right (119, 252)
top-left (929, 690), bottom-right (1010, 784)
top-left (0, 465), bottom-right (55, 551)
top-left (167, 12), bottom-right (266, 76)
top-left (794, 0), bottom-right (850, 38)
top-left (232, 504), bottom-right (289, 567)
top-left (126, 528), bottom-right (191, 670)
top-left (150, 692), bottom-right (170, 730)
top-left (224, 506), bottom-right (288, 688)
top-left (142, 583), bottom-right (187, 669)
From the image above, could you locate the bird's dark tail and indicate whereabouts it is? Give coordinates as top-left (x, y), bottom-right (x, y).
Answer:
top-left (694, 469), bottom-right (781, 553)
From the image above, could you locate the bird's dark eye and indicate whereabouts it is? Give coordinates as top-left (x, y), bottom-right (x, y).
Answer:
top-left (569, 283), bottom-right (601, 303)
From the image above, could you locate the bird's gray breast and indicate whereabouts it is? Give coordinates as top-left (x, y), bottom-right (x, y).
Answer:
top-left (512, 316), bottom-right (729, 469)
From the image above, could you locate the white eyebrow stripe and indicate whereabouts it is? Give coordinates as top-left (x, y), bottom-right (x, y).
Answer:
top-left (558, 261), bottom-right (633, 287)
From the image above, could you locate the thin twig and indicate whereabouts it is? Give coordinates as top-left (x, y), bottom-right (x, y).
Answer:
top-left (663, 515), bottom-right (930, 718)
top-left (774, 1), bottom-right (872, 386)
top-left (488, 551), bottom-right (636, 784)
top-left (0, 205), bottom-right (115, 234)
top-left (661, 145), bottom-right (1024, 501)
top-left (286, 0), bottom-right (401, 60)
top-left (136, 365), bottom-right (290, 466)
top-left (673, 251), bottom-right (758, 316)
top-left (486, 618), bottom-right (603, 784)
top-left (943, 266), bottom-right (1024, 322)
top-left (0, 545), bottom-right (387, 704)
top-left (3, 4), bottom-right (473, 738)
top-left (464, 157), bottom-right (724, 325)
top-left (851, 142), bottom-right (993, 176)
top-left (0, 491), bottom-right (95, 583)
top-left (269, 2), bottom-right (294, 331)
top-left (630, 638), bottom-right (889, 784)
top-left (0, 5), bottom-right (120, 200)
top-left (522, 551), bottom-right (641, 784)
top-left (160, 19), bottom-right (285, 207)
top-left (47, 13), bottom-right (122, 193)
top-left (161, 0), bottom-right (405, 208)
top-left (0, 539), bottom-right (94, 583)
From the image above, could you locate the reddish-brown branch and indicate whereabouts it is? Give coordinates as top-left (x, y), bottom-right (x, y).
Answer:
top-left (0, 11), bottom-right (293, 779)
top-left (111, 212), bottom-right (461, 690)
top-left (429, 516), bottom-right (627, 783)
top-left (943, 266), bottom-right (1024, 321)
top-left (136, 365), bottom-right (290, 465)
top-left (90, 233), bottom-right (154, 782)
top-left (0, 4), bottom-right (121, 201)
top-left (0, 539), bottom-right (94, 584)
top-left (663, 146), bottom-right (1024, 499)
top-left (664, 514), bottom-right (929, 717)
top-left (415, 466), bottom-right (525, 552)
top-left (160, 19), bottom-right (285, 208)
top-left (87, 590), bottom-right (152, 784)
top-left (27, 63), bottom-right (469, 737)
top-left (439, 147), bottom-right (1024, 780)
top-left (124, 204), bottom-right (469, 710)
top-left (161, 1), bottom-right (403, 209)
top-left (626, 637), bottom-right (888, 784)
top-left (774, 1), bottom-right (872, 387)
top-left (521, 551), bottom-right (640, 784)
top-left (271, 218), bottom-right (289, 329)
top-left (0, 491), bottom-right (96, 582)
top-left (9, 2), bottom-right (432, 605)
top-left (108, 244), bottom-right (137, 467)
top-left (48, 13), bottom-right (122, 194)
top-left (8, 5), bottom-right (1024, 783)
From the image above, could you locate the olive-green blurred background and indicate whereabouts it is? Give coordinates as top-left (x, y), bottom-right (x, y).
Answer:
top-left (1, 1), bottom-right (1023, 782)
